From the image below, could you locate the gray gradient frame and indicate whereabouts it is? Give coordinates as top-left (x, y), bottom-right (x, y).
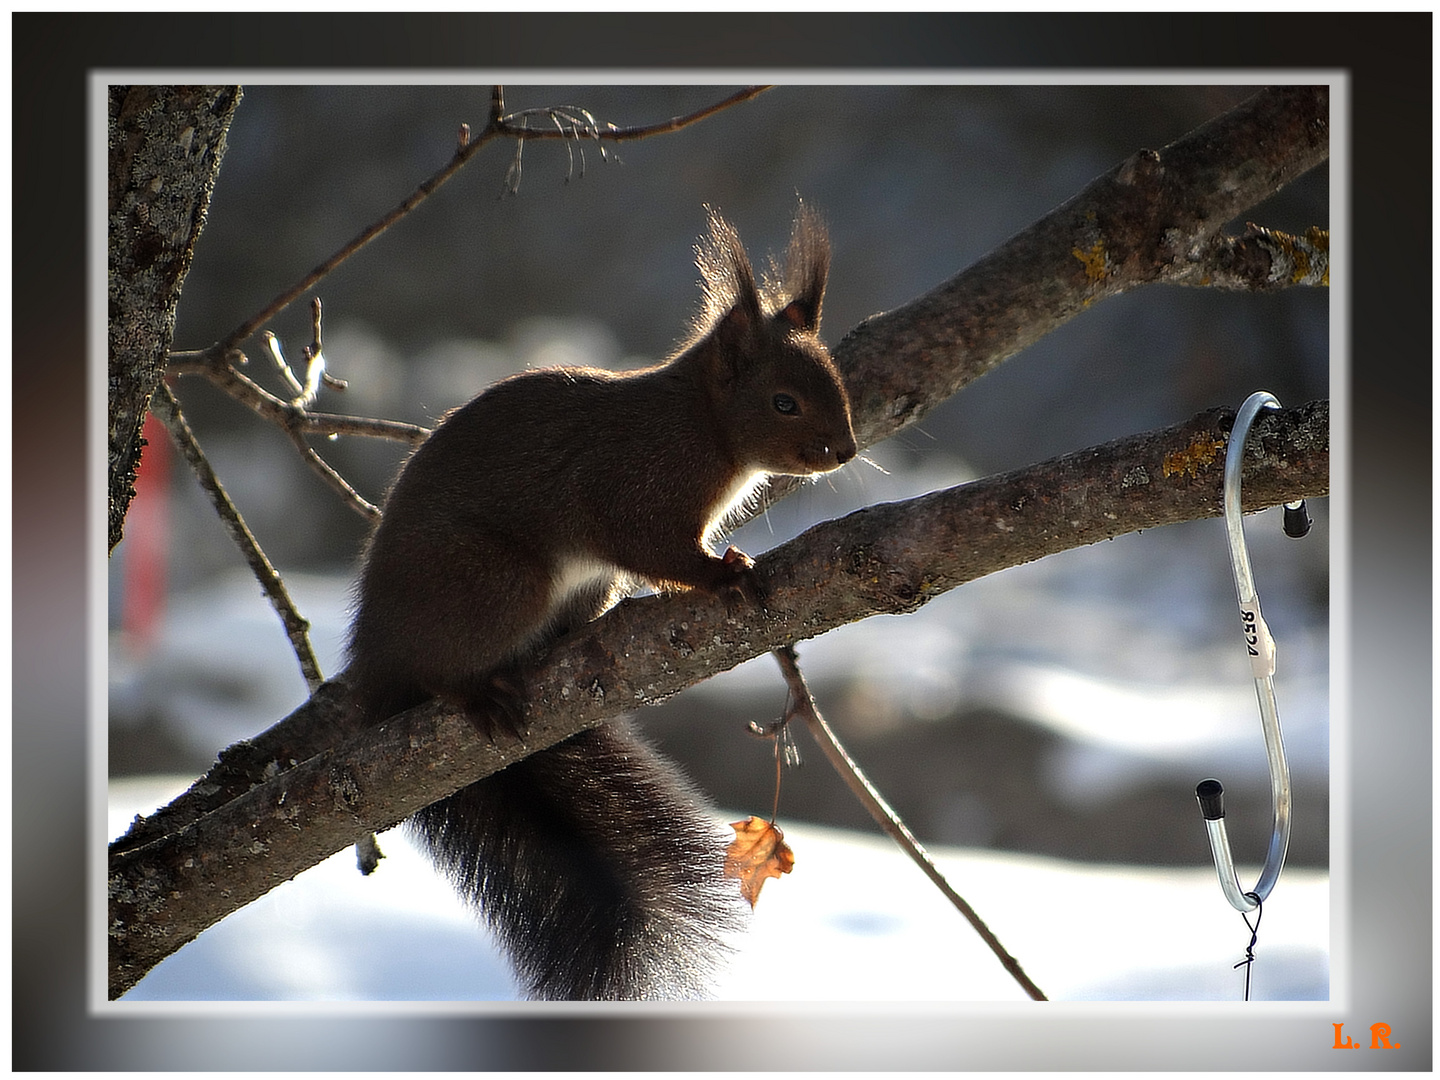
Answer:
top-left (16, 12), bottom-right (1429, 1072)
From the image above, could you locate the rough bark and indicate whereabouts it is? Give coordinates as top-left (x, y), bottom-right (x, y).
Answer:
top-left (828, 85), bottom-right (1327, 452)
top-left (108, 84), bottom-right (240, 552)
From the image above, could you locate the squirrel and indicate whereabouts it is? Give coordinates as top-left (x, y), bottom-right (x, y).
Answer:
top-left (345, 205), bottom-right (857, 1000)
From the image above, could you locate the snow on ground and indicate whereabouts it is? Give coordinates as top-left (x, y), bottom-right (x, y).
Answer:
top-left (110, 775), bottom-right (1327, 1004)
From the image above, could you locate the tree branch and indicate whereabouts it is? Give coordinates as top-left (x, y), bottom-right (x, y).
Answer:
top-left (179, 85), bottom-right (772, 362)
top-left (827, 85), bottom-right (1327, 454)
top-left (109, 399), bottom-right (1327, 997)
top-left (772, 645), bottom-right (1048, 1001)
top-left (149, 382), bottom-right (324, 690)
top-left (164, 86), bottom-right (775, 520)
top-left (747, 84), bottom-right (1326, 516)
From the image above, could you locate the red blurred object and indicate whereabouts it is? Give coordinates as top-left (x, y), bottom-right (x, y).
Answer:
top-left (122, 406), bottom-right (171, 647)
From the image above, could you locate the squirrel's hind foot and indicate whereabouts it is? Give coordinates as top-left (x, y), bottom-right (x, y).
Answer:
top-left (453, 668), bottom-right (528, 739)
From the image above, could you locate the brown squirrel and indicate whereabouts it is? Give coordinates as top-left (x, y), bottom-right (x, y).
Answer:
top-left (346, 205), bottom-right (856, 999)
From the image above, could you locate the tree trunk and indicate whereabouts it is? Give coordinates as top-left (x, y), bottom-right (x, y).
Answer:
top-left (108, 84), bottom-right (240, 552)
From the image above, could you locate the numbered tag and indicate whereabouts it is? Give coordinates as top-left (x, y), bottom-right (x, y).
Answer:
top-left (1238, 598), bottom-right (1276, 678)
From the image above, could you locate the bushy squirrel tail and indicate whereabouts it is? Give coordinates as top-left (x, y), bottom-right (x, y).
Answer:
top-left (408, 719), bottom-right (746, 1000)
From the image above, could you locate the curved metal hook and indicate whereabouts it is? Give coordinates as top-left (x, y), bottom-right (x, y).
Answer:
top-left (1194, 391), bottom-right (1301, 912)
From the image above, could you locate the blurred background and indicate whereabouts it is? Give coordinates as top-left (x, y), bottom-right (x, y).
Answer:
top-left (108, 83), bottom-right (1330, 1000)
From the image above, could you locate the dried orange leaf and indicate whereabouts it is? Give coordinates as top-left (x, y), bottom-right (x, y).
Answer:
top-left (724, 815), bottom-right (795, 907)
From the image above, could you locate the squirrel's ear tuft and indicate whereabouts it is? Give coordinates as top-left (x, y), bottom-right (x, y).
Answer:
top-left (759, 201), bottom-right (829, 333)
top-left (686, 203), bottom-right (831, 377)
top-left (777, 201), bottom-right (829, 333)
top-left (696, 206), bottom-right (763, 332)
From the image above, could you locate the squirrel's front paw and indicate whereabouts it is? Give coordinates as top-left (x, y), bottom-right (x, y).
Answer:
top-left (720, 546), bottom-right (767, 609)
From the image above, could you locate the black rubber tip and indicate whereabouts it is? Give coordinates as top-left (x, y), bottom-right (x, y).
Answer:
top-left (1195, 778), bottom-right (1226, 820)
top-left (1283, 500), bottom-right (1312, 539)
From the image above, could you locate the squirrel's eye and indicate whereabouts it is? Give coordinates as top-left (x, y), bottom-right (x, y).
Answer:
top-left (773, 393), bottom-right (798, 415)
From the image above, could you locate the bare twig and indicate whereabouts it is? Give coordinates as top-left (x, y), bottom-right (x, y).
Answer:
top-left (496, 85), bottom-right (772, 144)
top-left (181, 85), bottom-right (770, 361)
top-left (149, 382), bottom-right (324, 691)
top-left (771, 645), bottom-right (1048, 1001)
top-left (263, 296), bottom-right (332, 408)
top-left (166, 352), bottom-right (428, 445)
top-left (300, 297), bottom-right (331, 403)
top-left (286, 435), bottom-right (381, 522)
top-left (167, 85), bottom-right (774, 522)
top-left (262, 331), bottom-right (305, 400)
top-left (167, 344), bottom-right (424, 521)
top-left (207, 131), bottom-right (499, 356)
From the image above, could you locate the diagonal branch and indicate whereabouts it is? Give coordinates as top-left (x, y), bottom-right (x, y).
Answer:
top-left (165, 86), bottom-right (776, 520)
top-left (178, 85), bottom-right (772, 363)
top-left (773, 644), bottom-right (1048, 1001)
top-left (829, 84), bottom-right (1327, 453)
top-left (109, 399), bottom-right (1328, 997)
top-left (746, 85), bottom-right (1326, 517)
top-left (149, 382), bottom-right (324, 690)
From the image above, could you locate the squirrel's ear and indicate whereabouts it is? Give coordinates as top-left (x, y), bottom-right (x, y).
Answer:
top-left (710, 293), bottom-right (761, 368)
top-left (776, 294), bottom-right (819, 333)
top-left (778, 204), bottom-right (829, 333)
top-left (697, 206), bottom-right (765, 368)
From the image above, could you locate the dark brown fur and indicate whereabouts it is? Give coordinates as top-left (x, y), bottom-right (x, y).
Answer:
top-left (347, 206), bottom-right (855, 999)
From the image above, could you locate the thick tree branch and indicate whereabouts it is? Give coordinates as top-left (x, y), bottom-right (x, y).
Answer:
top-left (109, 400), bottom-right (1327, 997)
top-left (828, 85), bottom-right (1326, 454)
top-left (1172, 223), bottom-right (1329, 290)
top-left (747, 85), bottom-right (1326, 514)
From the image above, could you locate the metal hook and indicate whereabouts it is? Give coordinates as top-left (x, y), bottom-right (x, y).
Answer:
top-left (1194, 391), bottom-right (1303, 913)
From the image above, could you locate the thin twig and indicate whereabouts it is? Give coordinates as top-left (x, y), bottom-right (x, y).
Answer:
top-left (772, 645), bottom-right (1049, 1002)
top-left (285, 432), bottom-right (381, 521)
top-left (167, 354), bottom-right (428, 444)
top-left (262, 331), bottom-right (305, 399)
top-left (167, 85), bottom-right (772, 522)
top-left (212, 134), bottom-right (499, 355)
top-left (496, 85), bottom-right (772, 144)
top-left (169, 344), bottom-right (423, 520)
top-left (195, 85), bottom-right (770, 358)
top-left (166, 357), bottom-right (419, 519)
top-left (297, 296), bottom-right (329, 407)
top-left (150, 382), bottom-right (325, 691)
